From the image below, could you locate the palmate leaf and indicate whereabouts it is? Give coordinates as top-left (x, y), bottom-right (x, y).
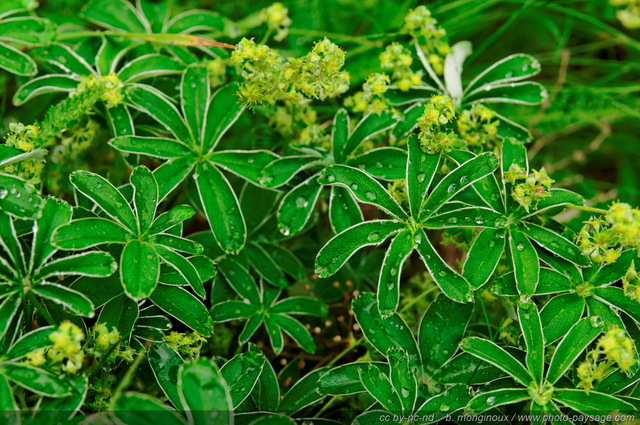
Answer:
top-left (517, 300), bottom-right (545, 386)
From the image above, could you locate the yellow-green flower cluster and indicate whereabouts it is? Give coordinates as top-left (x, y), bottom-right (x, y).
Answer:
top-left (623, 262), bottom-right (640, 302)
top-left (505, 164), bottom-right (554, 212)
top-left (610, 0), bottom-right (640, 29)
top-left (578, 202), bottom-right (640, 264)
top-left (74, 73), bottom-right (124, 109)
top-left (2, 122), bottom-right (44, 184)
top-left (401, 6), bottom-right (451, 75)
top-left (165, 331), bottom-right (206, 358)
top-left (578, 326), bottom-right (637, 392)
top-left (344, 73), bottom-right (392, 115)
top-left (417, 95), bottom-right (463, 153)
top-left (379, 43), bottom-right (423, 91)
top-left (457, 104), bottom-right (501, 149)
top-left (48, 321), bottom-right (85, 373)
top-left (259, 2), bottom-right (292, 41)
top-left (88, 322), bottom-right (135, 362)
top-left (232, 38), bottom-right (349, 107)
top-left (388, 179), bottom-right (408, 206)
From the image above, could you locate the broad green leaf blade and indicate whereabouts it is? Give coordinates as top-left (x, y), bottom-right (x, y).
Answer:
top-left (178, 358), bottom-right (232, 425)
top-left (13, 74), bottom-right (78, 105)
top-left (245, 242), bottom-right (288, 288)
top-left (131, 166), bottom-right (158, 233)
top-left (388, 348), bottom-right (417, 414)
top-left (259, 155), bottom-right (320, 188)
top-left (0, 296), bottom-right (21, 340)
top-left (465, 54), bottom-right (541, 93)
top-left (82, 0), bottom-right (147, 32)
top-left (279, 368), bottom-right (327, 414)
top-left (419, 294), bottom-right (474, 374)
top-left (112, 392), bottom-right (187, 425)
top-left (0, 42), bottom-right (36, 76)
top-left (121, 240), bottom-right (160, 300)
top-left (98, 294), bottom-right (139, 340)
top-left (277, 174), bottom-right (322, 236)
top-left (155, 158), bottom-right (195, 202)
top-left (595, 287), bottom-right (640, 324)
top-left (358, 363), bottom-right (402, 413)
top-left (415, 229), bottom-right (474, 303)
top-left (377, 230), bottom-right (414, 316)
top-left (433, 352), bottom-right (505, 385)
top-left (210, 150), bottom-right (279, 185)
top-left (156, 245), bottom-right (205, 299)
top-left (541, 294), bottom-right (585, 344)
top-left (271, 297), bottom-right (326, 316)
top-left (406, 136), bottom-right (440, 217)
top-left (220, 351), bottom-right (265, 408)
top-left (460, 337), bottom-right (532, 386)
top-left (194, 161), bottom-right (245, 254)
top-left (0, 173), bottom-right (44, 219)
top-left (148, 343), bottom-right (185, 410)
top-left (520, 223), bottom-right (589, 267)
top-left (416, 384), bottom-right (471, 420)
top-left (0, 17), bottom-right (54, 45)
top-left (218, 258), bottom-right (260, 304)
top-left (0, 212), bottom-right (23, 270)
top-left (70, 170), bottom-right (137, 231)
top-left (210, 301), bottom-right (258, 322)
top-left (126, 84), bottom-right (192, 144)
top-left (352, 292), bottom-right (420, 367)
top-left (150, 205), bottom-right (195, 235)
top-left (421, 152), bottom-right (499, 217)
top-left (264, 315), bottom-right (283, 354)
top-left (107, 104), bottom-right (134, 138)
top-left (447, 149), bottom-right (505, 213)
top-left (547, 316), bottom-right (605, 384)
top-left (553, 389), bottom-right (635, 415)
top-left (238, 315), bottom-right (263, 344)
top-left (36, 251), bottom-right (116, 280)
top-left (392, 102), bottom-right (423, 140)
top-left (463, 228), bottom-right (506, 289)
top-left (518, 300), bottom-right (544, 386)
top-left (331, 108), bottom-right (349, 162)
top-left (117, 53), bottom-right (183, 82)
top-left (423, 207), bottom-right (507, 229)
top-left (521, 188), bottom-right (584, 218)
top-left (32, 44), bottom-right (94, 75)
top-left (318, 165), bottom-right (407, 219)
top-left (6, 326), bottom-right (54, 360)
top-left (0, 373), bottom-right (17, 412)
top-left (153, 234), bottom-right (202, 254)
top-left (203, 83), bottom-right (244, 152)
top-left (52, 218), bottom-right (130, 250)
top-left (250, 344), bottom-right (280, 410)
top-left (467, 388), bottom-right (531, 415)
top-left (3, 363), bottom-right (72, 397)
top-left (346, 147), bottom-right (407, 180)
top-left (466, 81), bottom-right (548, 105)
top-left (273, 314), bottom-right (316, 353)
top-left (317, 362), bottom-right (389, 396)
top-left (181, 66), bottom-right (209, 142)
top-left (329, 185), bottom-right (363, 234)
top-left (151, 284), bottom-right (214, 335)
top-left (509, 229), bottom-right (539, 295)
top-left (315, 220), bottom-right (405, 278)
top-left (342, 112), bottom-right (396, 160)
top-left (30, 197), bottom-right (72, 271)
top-left (110, 136), bottom-right (193, 159)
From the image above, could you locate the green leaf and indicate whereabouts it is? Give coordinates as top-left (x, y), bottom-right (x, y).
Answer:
top-left (421, 152), bottom-right (499, 217)
top-left (156, 245), bottom-right (204, 298)
top-left (0, 374), bottom-right (17, 411)
top-left (352, 293), bottom-right (420, 367)
top-left (238, 315), bottom-right (263, 344)
top-left (595, 287), bottom-right (640, 324)
top-left (358, 363), bottom-right (402, 413)
top-left (407, 136), bottom-right (440, 217)
top-left (194, 161), bottom-right (245, 254)
top-left (520, 223), bottom-right (589, 267)
top-left (416, 384), bottom-right (471, 420)
top-left (250, 344), bottom-right (279, 410)
top-left (346, 147), bottom-right (407, 180)
top-left (518, 300), bottom-right (544, 385)
top-left (30, 197), bottom-right (72, 271)
top-left (32, 43), bottom-right (93, 76)
top-left (273, 314), bottom-right (316, 353)
top-left (13, 74), bottom-right (78, 105)
top-left (523, 189), bottom-right (583, 217)
top-left (277, 174), bottom-right (322, 236)
top-left (541, 294), bottom-right (584, 344)
top-left (70, 274), bottom-right (122, 308)
top-left (466, 81), bottom-right (547, 105)
top-left (271, 297), bottom-right (326, 316)
top-left (423, 207), bottom-right (506, 229)
top-left (112, 392), bottom-right (187, 425)
top-left (460, 337), bottom-right (532, 386)
top-left (419, 294), bottom-right (474, 374)
top-left (203, 83), bottom-right (244, 152)
top-left (181, 66), bottom-right (209, 142)
top-left (245, 242), bottom-right (288, 288)
top-left (331, 108), bottom-right (349, 162)
top-left (2, 363), bottom-right (72, 397)
top-left (392, 102), bottom-right (423, 140)
top-left (150, 284), bottom-right (213, 335)
top-left (388, 348), bottom-right (417, 413)
top-left (98, 294), bottom-right (139, 339)
top-left (70, 170), bottom-right (137, 231)
top-left (259, 155), bottom-right (320, 188)
top-left (467, 388), bottom-right (531, 414)
top-left (318, 362), bottom-right (389, 396)
top-left (318, 165), bottom-right (407, 219)
top-left (218, 258), bottom-right (260, 304)
top-left (509, 229), bottom-right (539, 295)
top-left (0, 296), bottom-right (21, 340)
top-left (329, 185), bottom-right (363, 234)
top-left (279, 368), bottom-right (327, 414)
top-left (415, 229), bottom-right (474, 303)
top-left (433, 352), bottom-right (505, 385)
top-left (553, 389), bottom-right (635, 415)
top-left (82, 0), bottom-right (147, 32)
top-left (31, 282), bottom-right (95, 317)
top-left (0, 42), bottom-right (36, 76)
top-left (37, 251), bottom-right (116, 280)
top-left (148, 343), bottom-right (185, 410)
top-left (377, 230), bottom-right (414, 315)
top-left (315, 220), bottom-right (405, 278)
top-left (342, 112), bottom-right (396, 159)
top-left (547, 316), bottom-right (605, 385)
top-left (210, 300), bottom-right (258, 322)
top-left (107, 104), bottom-right (134, 138)
top-left (463, 228), bottom-right (506, 289)
top-left (150, 205), bottom-right (195, 235)
top-left (0, 173), bottom-right (44, 219)
top-left (220, 351), bottom-right (265, 408)
top-left (465, 54), bottom-right (542, 93)
top-left (110, 136), bottom-right (193, 159)
top-left (117, 53), bottom-right (183, 82)
top-left (6, 326), bottom-right (54, 360)
top-left (121, 240), bottom-right (159, 300)
top-left (53, 218), bottom-right (130, 250)
top-left (210, 150), bottom-right (279, 185)
top-left (0, 17), bottom-right (55, 45)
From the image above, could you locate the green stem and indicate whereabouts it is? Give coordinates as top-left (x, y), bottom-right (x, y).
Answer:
top-left (111, 346), bottom-right (148, 402)
top-left (26, 291), bottom-right (55, 326)
top-left (326, 336), bottom-right (364, 368)
top-left (57, 31), bottom-right (235, 48)
top-left (567, 204), bottom-right (608, 215)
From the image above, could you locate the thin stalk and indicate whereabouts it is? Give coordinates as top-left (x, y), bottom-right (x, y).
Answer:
top-left (57, 31), bottom-right (235, 49)
top-left (26, 291), bottom-right (55, 326)
top-left (567, 204), bottom-right (608, 215)
top-left (111, 345), bottom-right (148, 401)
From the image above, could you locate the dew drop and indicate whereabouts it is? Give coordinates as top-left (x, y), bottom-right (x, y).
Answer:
top-left (390, 268), bottom-right (398, 276)
top-left (386, 281), bottom-right (395, 290)
top-left (447, 217), bottom-right (458, 224)
top-left (326, 174), bottom-right (336, 183)
top-left (367, 232), bottom-right (381, 242)
top-left (438, 270), bottom-right (447, 277)
top-left (459, 175), bottom-right (469, 185)
top-left (414, 233), bottom-right (423, 244)
top-left (350, 183), bottom-right (359, 191)
top-left (401, 388), bottom-right (410, 398)
top-left (590, 316), bottom-right (604, 328)
top-left (487, 396), bottom-right (496, 405)
top-left (416, 173), bottom-right (426, 183)
top-left (447, 184), bottom-right (457, 193)
top-left (295, 197), bottom-right (309, 208)
top-left (364, 191), bottom-right (376, 201)
top-left (516, 243), bottom-right (525, 251)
